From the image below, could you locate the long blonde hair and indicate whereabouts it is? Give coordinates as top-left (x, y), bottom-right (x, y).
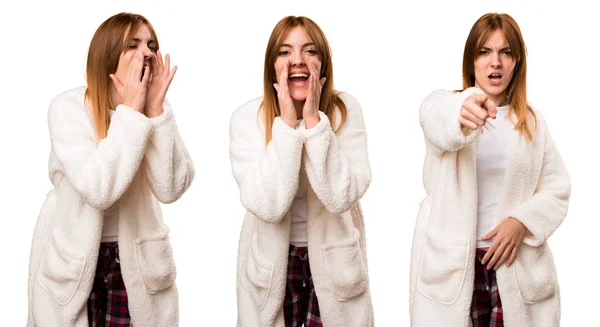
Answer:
top-left (261, 16), bottom-right (347, 145)
top-left (462, 13), bottom-right (536, 141)
top-left (85, 12), bottom-right (159, 141)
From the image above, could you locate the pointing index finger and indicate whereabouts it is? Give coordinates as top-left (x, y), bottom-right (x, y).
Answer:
top-left (483, 99), bottom-right (497, 119)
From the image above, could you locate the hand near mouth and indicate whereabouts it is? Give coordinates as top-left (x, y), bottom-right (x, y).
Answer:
top-left (459, 93), bottom-right (497, 134)
top-left (303, 60), bottom-right (326, 129)
top-left (273, 60), bottom-right (297, 129)
top-left (145, 49), bottom-right (177, 118)
top-left (109, 50), bottom-right (149, 113)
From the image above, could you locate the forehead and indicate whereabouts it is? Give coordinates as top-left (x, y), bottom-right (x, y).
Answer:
top-left (131, 23), bottom-right (152, 40)
top-left (482, 30), bottom-right (508, 47)
top-left (281, 26), bottom-right (312, 45)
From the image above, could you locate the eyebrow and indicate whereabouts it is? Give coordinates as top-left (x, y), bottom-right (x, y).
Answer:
top-left (481, 46), bottom-right (511, 51)
top-left (130, 38), bottom-right (156, 43)
top-left (279, 42), bottom-right (316, 48)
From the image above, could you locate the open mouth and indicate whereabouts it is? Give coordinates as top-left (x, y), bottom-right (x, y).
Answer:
top-left (141, 62), bottom-right (151, 80)
top-left (488, 72), bottom-right (503, 85)
top-left (288, 72), bottom-right (309, 87)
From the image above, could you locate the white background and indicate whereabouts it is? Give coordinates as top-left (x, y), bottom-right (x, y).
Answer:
top-left (1, 0), bottom-right (598, 325)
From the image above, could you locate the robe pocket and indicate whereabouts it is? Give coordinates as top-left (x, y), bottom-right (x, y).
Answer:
top-left (512, 243), bottom-right (557, 303)
top-left (321, 228), bottom-right (369, 301)
top-left (242, 233), bottom-right (274, 310)
top-left (37, 228), bottom-right (86, 305)
top-left (134, 228), bottom-right (177, 294)
top-left (417, 235), bottom-right (469, 305)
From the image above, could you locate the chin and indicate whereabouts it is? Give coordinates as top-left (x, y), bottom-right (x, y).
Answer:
top-left (290, 91), bottom-right (308, 102)
top-left (482, 85), bottom-right (507, 97)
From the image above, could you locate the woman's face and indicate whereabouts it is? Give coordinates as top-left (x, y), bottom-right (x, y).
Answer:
top-left (474, 29), bottom-right (516, 106)
top-left (274, 26), bottom-right (322, 102)
top-left (113, 24), bottom-right (157, 82)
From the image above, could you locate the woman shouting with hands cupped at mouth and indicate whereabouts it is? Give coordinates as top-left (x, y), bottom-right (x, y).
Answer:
top-left (410, 13), bottom-right (571, 327)
top-left (272, 35), bottom-right (326, 130)
top-left (109, 36), bottom-right (177, 120)
top-left (230, 16), bottom-right (374, 327)
top-left (27, 12), bottom-right (194, 327)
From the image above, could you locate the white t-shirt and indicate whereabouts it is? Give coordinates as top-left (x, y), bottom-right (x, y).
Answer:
top-left (290, 159), bottom-right (309, 247)
top-left (101, 200), bottom-right (119, 243)
top-left (289, 119), bottom-right (309, 247)
top-left (476, 105), bottom-right (511, 248)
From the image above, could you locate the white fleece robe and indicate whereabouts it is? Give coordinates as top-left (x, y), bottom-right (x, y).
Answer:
top-left (409, 88), bottom-right (571, 327)
top-left (230, 93), bottom-right (374, 326)
top-left (27, 86), bottom-right (194, 327)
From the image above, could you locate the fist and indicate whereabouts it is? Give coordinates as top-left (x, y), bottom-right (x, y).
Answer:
top-left (459, 94), bottom-right (497, 130)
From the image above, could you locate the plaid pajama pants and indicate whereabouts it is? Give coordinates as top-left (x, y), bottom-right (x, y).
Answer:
top-left (471, 248), bottom-right (504, 327)
top-left (87, 242), bottom-right (132, 327)
top-left (284, 245), bottom-right (322, 327)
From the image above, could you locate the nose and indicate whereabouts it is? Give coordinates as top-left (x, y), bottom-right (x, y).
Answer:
top-left (490, 51), bottom-right (502, 68)
top-left (140, 44), bottom-right (155, 60)
top-left (290, 51), bottom-right (305, 67)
